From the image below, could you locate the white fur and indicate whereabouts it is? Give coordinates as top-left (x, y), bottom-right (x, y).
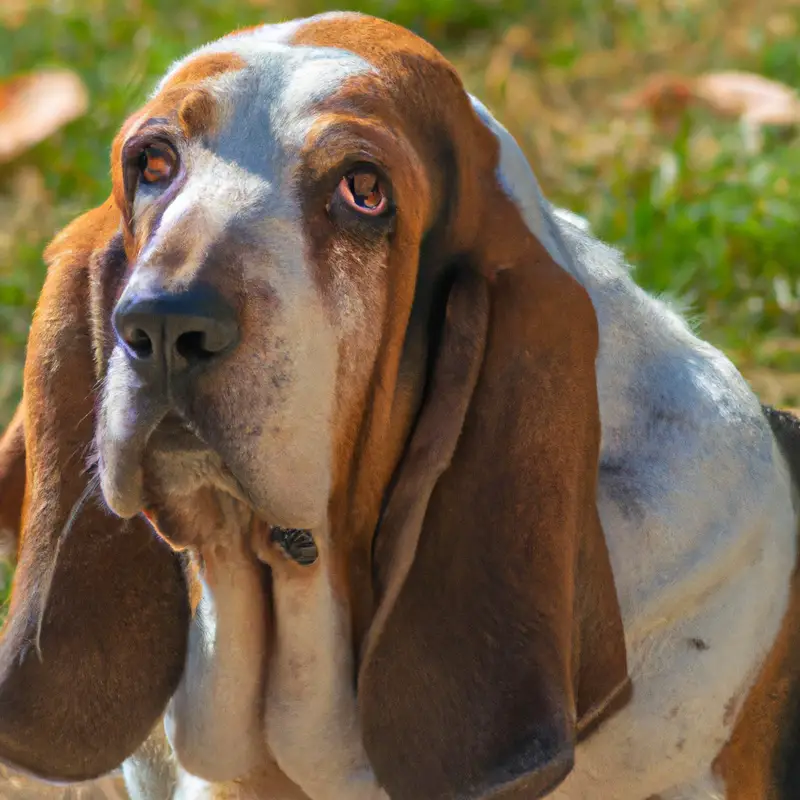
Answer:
top-left (112, 19), bottom-right (798, 800)
top-left (111, 19), bottom-right (381, 799)
top-left (263, 534), bottom-right (388, 800)
top-left (473, 97), bottom-right (798, 798)
top-left (165, 510), bottom-right (268, 783)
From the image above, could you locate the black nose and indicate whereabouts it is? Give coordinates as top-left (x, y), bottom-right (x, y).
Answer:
top-left (113, 284), bottom-right (239, 374)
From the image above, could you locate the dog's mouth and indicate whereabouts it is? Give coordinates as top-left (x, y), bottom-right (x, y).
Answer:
top-left (102, 408), bottom-right (327, 786)
top-left (143, 412), bottom-right (255, 505)
top-left (97, 403), bottom-right (317, 565)
top-left (98, 398), bottom-right (248, 520)
top-left (147, 411), bottom-right (209, 453)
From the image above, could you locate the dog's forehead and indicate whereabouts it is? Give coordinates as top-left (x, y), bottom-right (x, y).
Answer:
top-left (153, 13), bottom-right (387, 141)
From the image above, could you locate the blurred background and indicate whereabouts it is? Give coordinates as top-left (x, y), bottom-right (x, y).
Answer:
top-left (1, 0), bottom-right (799, 428)
top-left (0, 1), bottom-right (798, 795)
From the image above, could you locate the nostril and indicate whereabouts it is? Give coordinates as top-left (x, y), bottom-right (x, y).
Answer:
top-left (175, 331), bottom-right (216, 363)
top-left (124, 327), bottom-right (154, 359)
top-left (173, 316), bottom-right (239, 367)
top-left (114, 285), bottom-right (238, 373)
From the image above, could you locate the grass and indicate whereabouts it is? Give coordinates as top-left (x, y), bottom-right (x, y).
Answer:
top-left (0, 0), bottom-right (798, 411)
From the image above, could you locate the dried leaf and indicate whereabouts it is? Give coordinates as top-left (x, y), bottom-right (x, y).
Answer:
top-left (618, 70), bottom-right (800, 130)
top-left (0, 69), bottom-right (89, 165)
top-left (694, 70), bottom-right (800, 125)
top-left (616, 73), bottom-right (694, 131)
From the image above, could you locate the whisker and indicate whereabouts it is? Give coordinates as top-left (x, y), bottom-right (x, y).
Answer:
top-left (34, 474), bottom-right (102, 662)
top-left (74, 404), bottom-right (96, 431)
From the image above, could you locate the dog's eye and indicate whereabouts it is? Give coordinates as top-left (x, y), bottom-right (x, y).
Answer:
top-left (137, 144), bottom-right (177, 185)
top-left (336, 167), bottom-right (388, 215)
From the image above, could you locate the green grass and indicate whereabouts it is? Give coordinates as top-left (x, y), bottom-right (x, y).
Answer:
top-left (0, 0), bottom-right (798, 423)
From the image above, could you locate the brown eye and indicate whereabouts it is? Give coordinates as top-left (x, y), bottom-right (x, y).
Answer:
top-left (336, 168), bottom-right (388, 215)
top-left (137, 144), bottom-right (177, 185)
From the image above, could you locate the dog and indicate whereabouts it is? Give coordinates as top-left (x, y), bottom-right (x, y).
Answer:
top-left (0, 12), bottom-right (797, 800)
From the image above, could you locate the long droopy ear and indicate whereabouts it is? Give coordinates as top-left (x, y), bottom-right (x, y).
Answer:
top-left (0, 201), bottom-right (190, 782)
top-left (0, 404), bottom-right (26, 559)
top-left (358, 111), bottom-right (628, 798)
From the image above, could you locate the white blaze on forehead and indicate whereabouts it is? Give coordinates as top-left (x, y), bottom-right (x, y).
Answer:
top-left (137, 18), bottom-right (375, 289)
top-left (154, 12), bottom-right (373, 108)
top-left (221, 44), bottom-right (373, 155)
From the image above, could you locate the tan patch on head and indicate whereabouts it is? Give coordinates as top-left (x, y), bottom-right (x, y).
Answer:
top-left (291, 14), bottom-right (447, 73)
top-left (160, 51), bottom-right (247, 93)
top-left (178, 88), bottom-right (218, 137)
top-left (291, 14), bottom-right (518, 259)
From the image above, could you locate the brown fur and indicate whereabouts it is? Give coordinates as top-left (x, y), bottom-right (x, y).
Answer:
top-left (293, 15), bottom-right (629, 799)
top-left (714, 408), bottom-right (800, 799)
top-left (160, 52), bottom-right (248, 95)
top-left (178, 88), bottom-right (219, 137)
top-left (714, 567), bottom-right (800, 798)
top-left (0, 15), bottom-right (630, 797)
top-left (0, 201), bottom-right (190, 781)
top-left (0, 405), bottom-right (25, 559)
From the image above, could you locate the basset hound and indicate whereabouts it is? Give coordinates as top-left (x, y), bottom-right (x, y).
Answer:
top-left (0, 12), bottom-right (798, 800)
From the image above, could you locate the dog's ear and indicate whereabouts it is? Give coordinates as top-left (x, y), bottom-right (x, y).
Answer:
top-left (0, 200), bottom-right (190, 782)
top-left (358, 102), bottom-right (627, 800)
top-left (0, 405), bottom-right (26, 559)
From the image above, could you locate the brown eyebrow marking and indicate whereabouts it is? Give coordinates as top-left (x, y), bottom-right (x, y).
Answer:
top-left (121, 121), bottom-right (181, 165)
top-left (178, 88), bottom-right (218, 137)
top-left (160, 51), bottom-right (248, 93)
top-left (156, 52), bottom-right (249, 139)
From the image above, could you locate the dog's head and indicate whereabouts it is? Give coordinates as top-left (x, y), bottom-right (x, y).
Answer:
top-left (0, 14), bottom-right (628, 799)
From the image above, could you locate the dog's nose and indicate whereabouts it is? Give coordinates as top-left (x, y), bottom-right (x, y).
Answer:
top-left (113, 284), bottom-right (239, 374)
